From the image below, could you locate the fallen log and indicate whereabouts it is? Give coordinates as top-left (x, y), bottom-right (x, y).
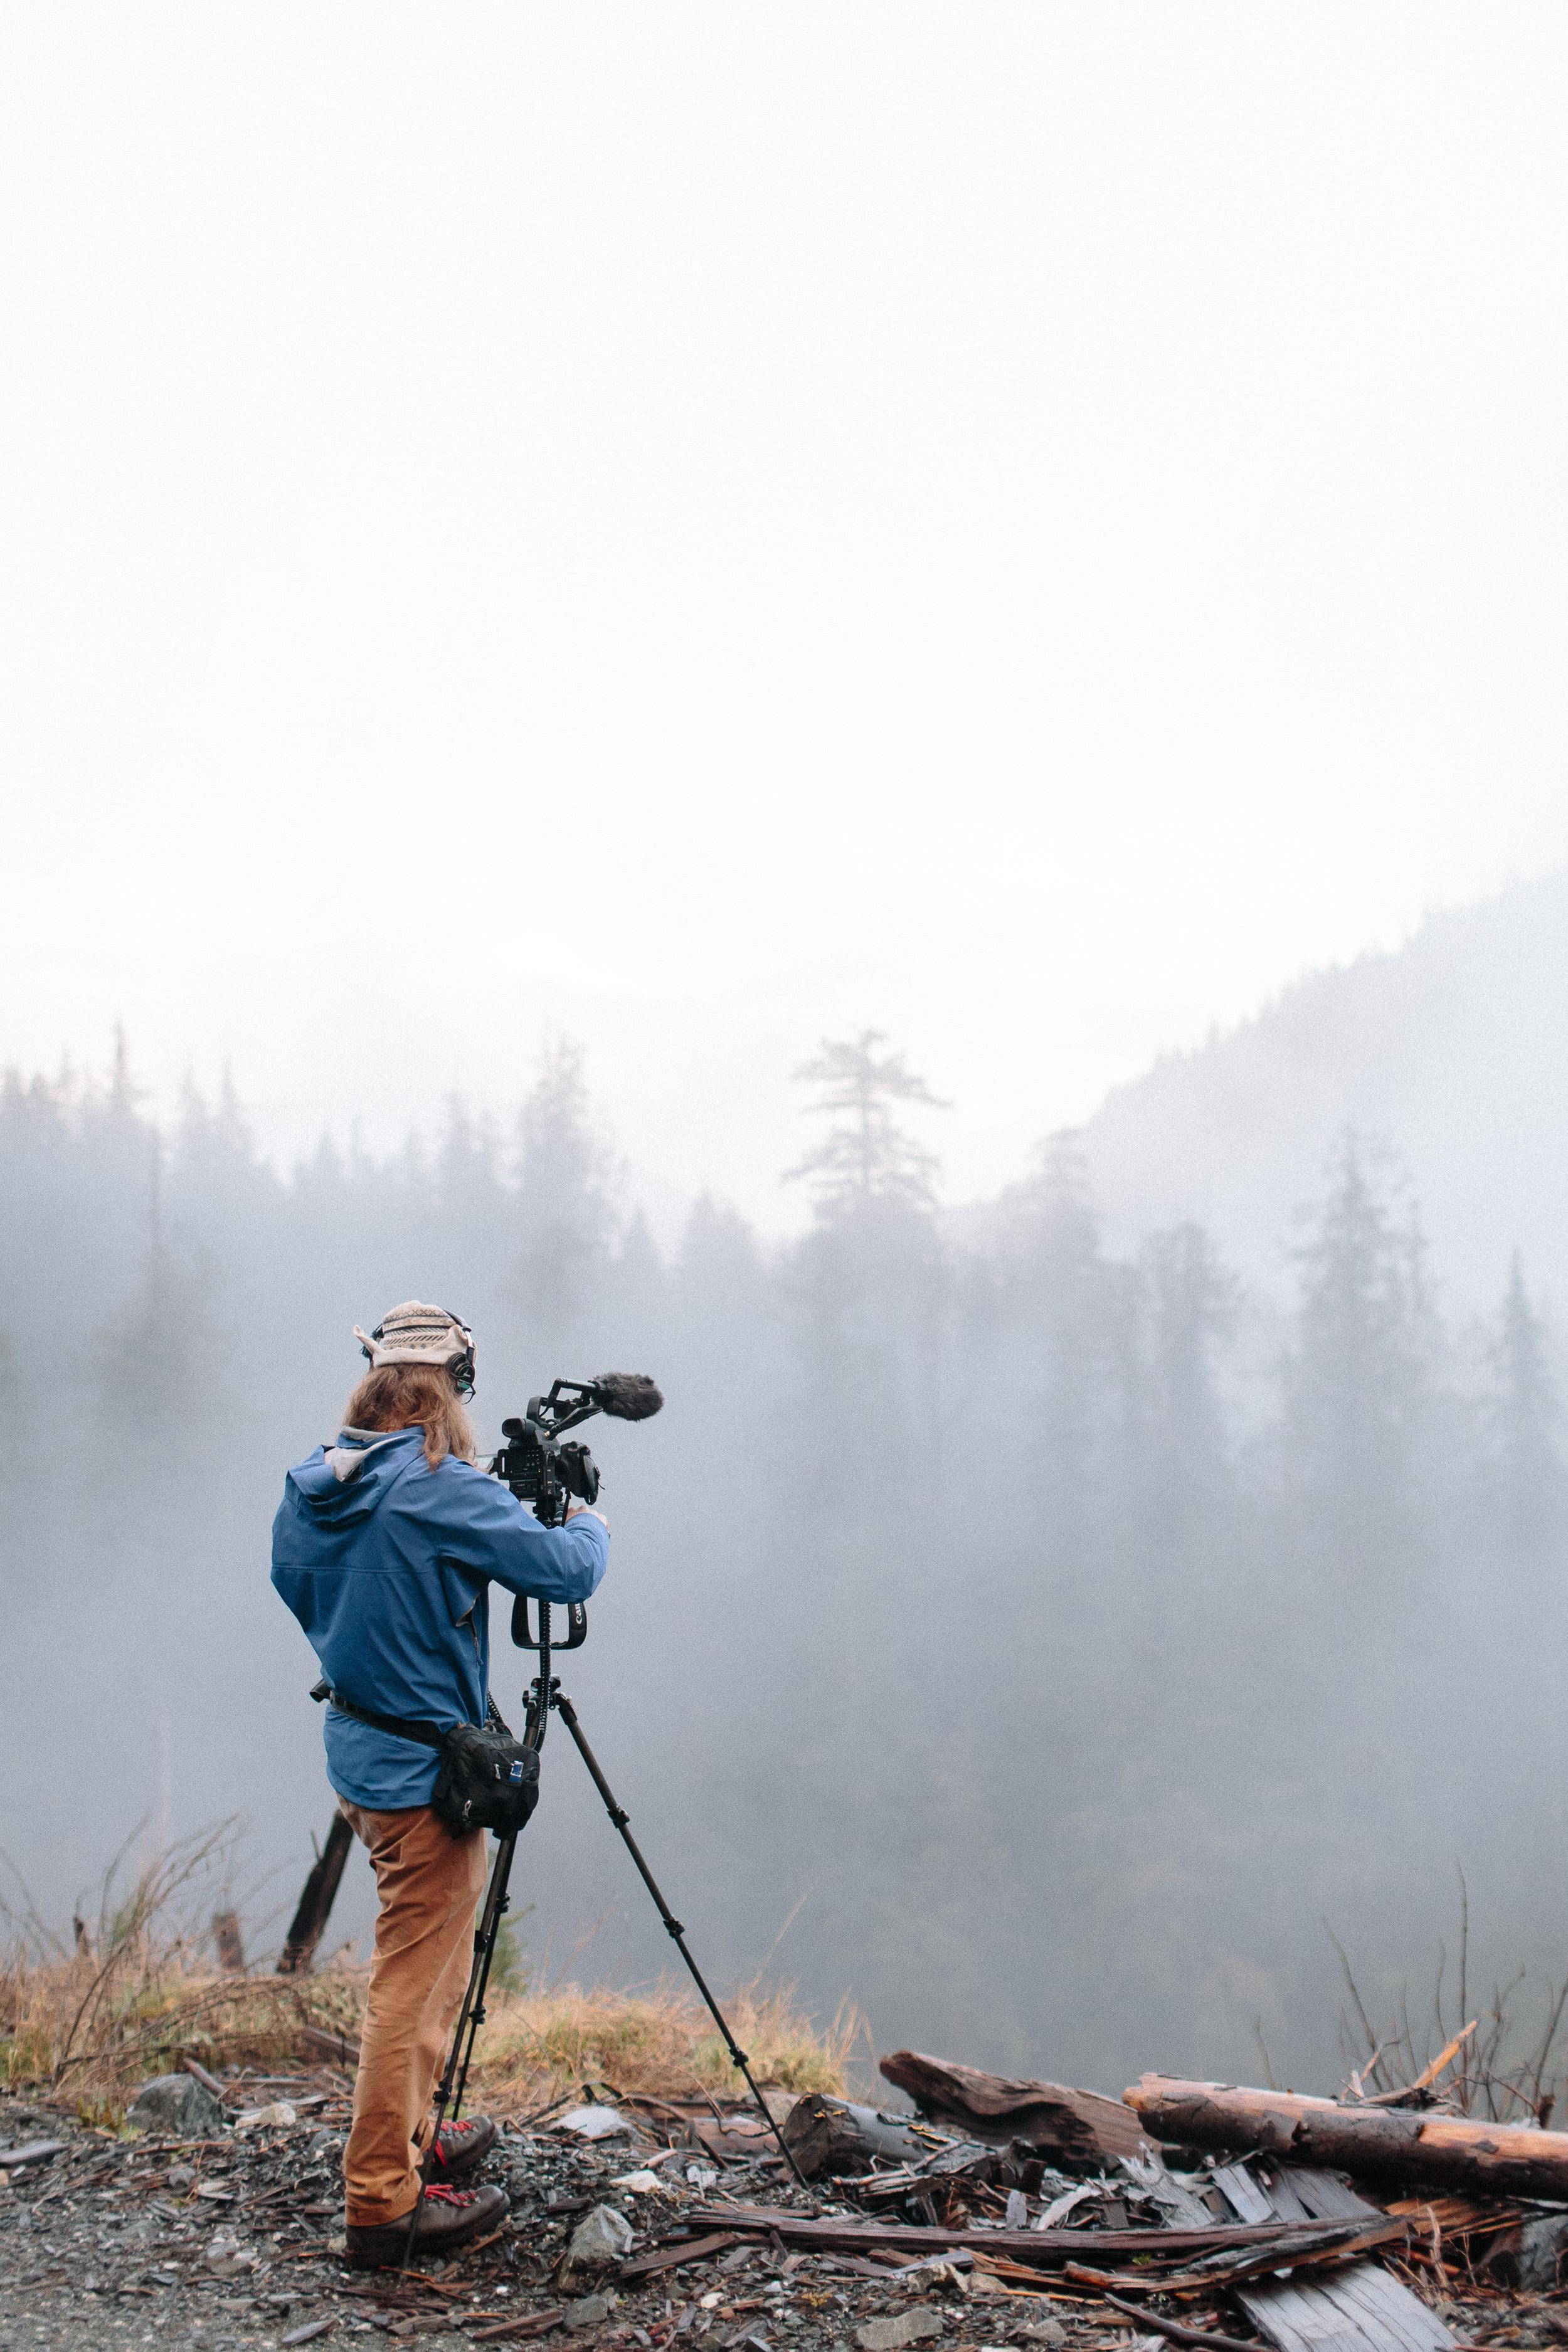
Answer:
top-left (299, 2023), bottom-right (362, 2070)
top-left (881, 2050), bottom-right (1147, 2168)
top-left (684, 2203), bottom-right (1362, 2270)
top-left (1126, 2076), bottom-right (1568, 2203)
top-left (781, 2097), bottom-right (930, 2180)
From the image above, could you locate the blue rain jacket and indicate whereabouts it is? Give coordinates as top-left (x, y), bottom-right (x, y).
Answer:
top-left (271, 1424), bottom-right (609, 1811)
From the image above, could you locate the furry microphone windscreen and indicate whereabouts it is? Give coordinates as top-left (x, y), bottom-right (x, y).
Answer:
top-left (594, 1372), bottom-right (664, 1421)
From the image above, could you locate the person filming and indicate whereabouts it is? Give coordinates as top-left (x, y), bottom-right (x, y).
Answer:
top-left (271, 1301), bottom-right (609, 2270)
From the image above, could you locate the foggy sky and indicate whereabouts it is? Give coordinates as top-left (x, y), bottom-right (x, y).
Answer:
top-left (6, 3), bottom-right (1568, 1228)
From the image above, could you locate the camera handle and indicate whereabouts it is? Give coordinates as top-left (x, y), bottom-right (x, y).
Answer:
top-left (512, 1595), bottom-right (588, 1651)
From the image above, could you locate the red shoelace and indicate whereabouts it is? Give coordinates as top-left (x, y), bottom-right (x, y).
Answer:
top-left (423, 2183), bottom-right (484, 2210)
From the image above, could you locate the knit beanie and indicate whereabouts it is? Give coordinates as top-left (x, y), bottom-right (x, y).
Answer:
top-left (353, 1300), bottom-right (474, 1370)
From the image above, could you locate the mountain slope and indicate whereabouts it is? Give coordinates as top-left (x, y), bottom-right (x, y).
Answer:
top-left (1076, 869), bottom-right (1568, 1311)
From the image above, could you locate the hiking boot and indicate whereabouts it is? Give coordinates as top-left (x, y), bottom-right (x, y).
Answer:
top-left (344, 2180), bottom-right (510, 2270)
top-left (423, 2113), bottom-right (497, 2180)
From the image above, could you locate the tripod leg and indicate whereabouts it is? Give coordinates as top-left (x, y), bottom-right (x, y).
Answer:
top-left (451, 1830), bottom-right (517, 2121)
top-left (553, 1695), bottom-right (811, 2192)
top-left (400, 1830), bottom-right (518, 2273)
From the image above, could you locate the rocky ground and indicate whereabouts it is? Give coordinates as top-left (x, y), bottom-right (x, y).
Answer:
top-left (1, 2083), bottom-right (1556, 2352)
top-left (0, 2083), bottom-right (1073, 2352)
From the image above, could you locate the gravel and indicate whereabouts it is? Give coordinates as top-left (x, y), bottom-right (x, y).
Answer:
top-left (6, 2084), bottom-right (1522, 2352)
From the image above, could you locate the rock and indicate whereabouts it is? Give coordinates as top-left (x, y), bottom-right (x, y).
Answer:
top-left (564, 2294), bottom-right (615, 2329)
top-left (235, 2102), bottom-right (296, 2134)
top-left (855, 2313), bottom-right (946, 2352)
top-left (129, 2074), bottom-right (225, 2138)
top-left (899, 2261), bottom-right (967, 2296)
top-left (204, 2235), bottom-right (258, 2278)
top-left (558, 2202), bottom-right (635, 2284)
top-left (0, 2139), bottom-right (67, 2170)
top-left (608, 2169), bottom-right (664, 2194)
top-left (166, 2164), bottom-right (194, 2188)
top-left (556, 2105), bottom-right (629, 2141)
top-left (1014, 2325), bottom-right (1066, 2348)
top-left (1517, 2213), bottom-right (1568, 2291)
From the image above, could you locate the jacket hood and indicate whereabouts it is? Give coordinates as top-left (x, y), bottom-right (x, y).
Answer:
top-left (285, 1426), bottom-right (424, 1522)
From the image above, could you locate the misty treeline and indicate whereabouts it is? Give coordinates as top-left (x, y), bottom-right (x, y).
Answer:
top-left (3, 1028), bottom-right (1565, 2094)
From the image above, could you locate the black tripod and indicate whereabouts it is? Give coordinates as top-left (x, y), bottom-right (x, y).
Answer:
top-left (402, 1599), bottom-right (807, 2269)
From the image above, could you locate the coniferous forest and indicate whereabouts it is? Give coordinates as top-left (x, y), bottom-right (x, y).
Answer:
top-left (3, 1029), bottom-right (1565, 2098)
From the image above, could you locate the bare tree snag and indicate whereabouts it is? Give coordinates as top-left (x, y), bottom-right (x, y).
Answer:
top-left (1126, 2075), bottom-right (1568, 2201)
top-left (277, 1813), bottom-right (354, 1974)
top-left (211, 1910), bottom-right (246, 1971)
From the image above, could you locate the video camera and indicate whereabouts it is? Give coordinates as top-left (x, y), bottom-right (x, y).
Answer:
top-left (489, 1372), bottom-right (663, 1530)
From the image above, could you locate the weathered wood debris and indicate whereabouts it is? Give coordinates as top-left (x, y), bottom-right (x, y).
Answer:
top-left (775, 2051), bottom-right (1567, 2352)
top-left (881, 2049), bottom-right (1148, 2168)
top-left (8, 2033), bottom-right (1567, 2352)
top-left (1128, 2074), bottom-right (1568, 2201)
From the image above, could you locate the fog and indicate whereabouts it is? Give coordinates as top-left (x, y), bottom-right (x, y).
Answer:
top-left (5, 1012), bottom-right (1568, 2098)
top-left (7, 2), bottom-right (1568, 2105)
top-left (6, 3), bottom-right (1568, 1220)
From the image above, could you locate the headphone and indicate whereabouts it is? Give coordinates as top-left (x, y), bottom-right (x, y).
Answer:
top-left (364, 1307), bottom-right (477, 1401)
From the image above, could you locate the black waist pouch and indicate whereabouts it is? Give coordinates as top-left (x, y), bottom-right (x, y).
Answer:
top-left (311, 1678), bottom-right (539, 1838)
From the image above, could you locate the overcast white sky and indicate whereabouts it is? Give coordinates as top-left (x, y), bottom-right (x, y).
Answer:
top-left (4, 3), bottom-right (1568, 1235)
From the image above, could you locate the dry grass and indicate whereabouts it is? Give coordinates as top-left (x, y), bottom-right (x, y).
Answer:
top-left (1, 1823), bottom-right (856, 2119)
top-left (472, 1975), bottom-right (859, 2111)
top-left (0, 1823), bottom-right (363, 2114)
top-left (2, 1948), bottom-right (367, 2116)
top-left (1327, 1873), bottom-right (1568, 2127)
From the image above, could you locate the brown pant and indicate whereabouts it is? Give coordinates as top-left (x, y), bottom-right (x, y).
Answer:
top-left (338, 1799), bottom-right (490, 2227)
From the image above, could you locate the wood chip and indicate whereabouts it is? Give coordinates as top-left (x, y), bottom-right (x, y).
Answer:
top-left (470, 2311), bottom-right (564, 2344)
top-left (621, 2232), bottom-right (741, 2282)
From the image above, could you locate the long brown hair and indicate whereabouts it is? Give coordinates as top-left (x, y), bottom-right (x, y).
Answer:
top-left (343, 1364), bottom-right (477, 1472)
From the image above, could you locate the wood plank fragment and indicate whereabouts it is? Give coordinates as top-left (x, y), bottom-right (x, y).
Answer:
top-left (1099, 2289), bottom-right (1268, 2352)
top-left (1269, 2171), bottom-right (1380, 2225)
top-left (620, 2233), bottom-right (740, 2282)
top-left (685, 2202), bottom-right (1365, 2270)
top-left (1237, 2267), bottom-right (1454, 2352)
top-left (1212, 2165), bottom-right (1276, 2225)
top-left (470, 2309), bottom-right (565, 2343)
